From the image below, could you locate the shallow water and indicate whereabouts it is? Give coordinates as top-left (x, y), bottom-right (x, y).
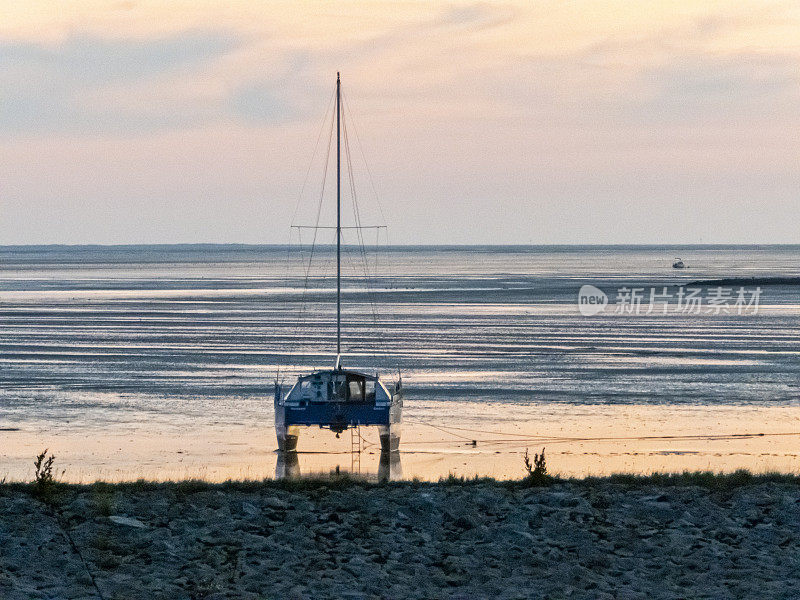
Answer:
top-left (1, 244), bottom-right (799, 480)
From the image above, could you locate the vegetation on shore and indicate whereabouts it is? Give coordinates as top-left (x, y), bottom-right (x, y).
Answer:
top-left (3, 470), bottom-right (800, 502)
top-left (2, 447), bottom-right (799, 502)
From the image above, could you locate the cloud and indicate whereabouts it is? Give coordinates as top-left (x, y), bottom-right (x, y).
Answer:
top-left (2, 1), bottom-right (800, 244)
top-left (227, 51), bottom-right (324, 125)
top-left (629, 53), bottom-right (800, 124)
top-left (229, 80), bottom-right (297, 124)
top-left (1, 29), bottom-right (239, 84)
top-left (431, 3), bottom-right (518, 30)
top-left (0, 29), bottom-right (241, 135)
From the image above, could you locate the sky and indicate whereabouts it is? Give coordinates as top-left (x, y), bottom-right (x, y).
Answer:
top-left (1, 0), bottom-right (799, 245)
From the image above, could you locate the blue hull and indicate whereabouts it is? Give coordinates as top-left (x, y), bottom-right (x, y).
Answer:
top-left (285, 403), bottom-right (392, 428)
top-left (275, 369), bottom-right (403, 452)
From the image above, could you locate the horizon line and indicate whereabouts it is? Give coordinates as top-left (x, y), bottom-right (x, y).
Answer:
top-left (2, 242), bottom-right (800, 249)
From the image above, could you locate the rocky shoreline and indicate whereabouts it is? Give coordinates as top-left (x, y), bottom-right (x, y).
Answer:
top-left (2, 475), bottom-right (799, 599)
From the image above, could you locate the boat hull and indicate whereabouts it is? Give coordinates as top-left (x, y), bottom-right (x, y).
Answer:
top-left (378, 424), bottom-right (401, 452)
top-left (276, 424), bottom-right (299, 452)
top-left (274, 384), bottom-right (403, 452)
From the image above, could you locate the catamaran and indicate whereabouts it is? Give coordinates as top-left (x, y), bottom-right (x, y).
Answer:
top-left (274, 73), bottom-right (403, 453)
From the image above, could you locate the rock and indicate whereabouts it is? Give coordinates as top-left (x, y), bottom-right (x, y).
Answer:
top-left (324, 511), bottom-right (343, 524)
top-left (263, 496), bottom-right (289, 510)
top-left (108, 515), bottom-right (147, 528)
top-left (514, 529), bottom-right (537, 543)
top-left (639, 493), bottom-right (667, 503)
top-left (452, 515), bottom-right (476, 530)
top-left (66, 496), bottom-right (93, 517)
top-left (2, 482), bottom-right (800, 599)
top-left (242, 502), bottom-right (260, 516)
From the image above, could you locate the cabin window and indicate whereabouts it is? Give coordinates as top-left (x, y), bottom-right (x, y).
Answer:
top-left (365, 380), bottom-right (376, 401)
top-left (332, 377), bottom-right (347, 400)
top-left (348, 380), bottom-right (364, 401)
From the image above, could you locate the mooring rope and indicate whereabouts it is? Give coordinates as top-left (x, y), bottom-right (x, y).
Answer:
top-left (404, 418), bottom-right (800, 447)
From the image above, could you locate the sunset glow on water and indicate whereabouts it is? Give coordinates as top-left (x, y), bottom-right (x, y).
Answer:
top-left (2, 245), bottom-right (798, 481)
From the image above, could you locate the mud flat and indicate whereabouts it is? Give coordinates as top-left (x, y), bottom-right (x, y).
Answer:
top-left (1, 475), bottom-right (799, 599)
top-left (6, 403), bottom-right (800, 483)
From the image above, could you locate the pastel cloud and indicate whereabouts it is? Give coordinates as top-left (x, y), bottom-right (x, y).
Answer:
top-left (0, 1), bottom-right (798, 244)
top-left (0, 29), bottom-right (241, 134)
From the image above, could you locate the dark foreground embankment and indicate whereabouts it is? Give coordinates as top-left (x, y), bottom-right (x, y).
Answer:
top-left (2, 473), bottom-right (800, 599)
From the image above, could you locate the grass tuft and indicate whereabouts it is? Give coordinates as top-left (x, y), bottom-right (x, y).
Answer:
top-left (4, 468), bottom-right (800, 497)
top-left (33, 449), bottom-right (60, 502)
top-left (562, 469), bottom-right (800, 494)
top-left (91, 482), bottom-right (116, 516)
top-left (522, 447), bottom-right (552, 486)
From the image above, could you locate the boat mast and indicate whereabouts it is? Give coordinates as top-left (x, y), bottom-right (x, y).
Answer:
top-left (336, 72), bottom-right (341, 367)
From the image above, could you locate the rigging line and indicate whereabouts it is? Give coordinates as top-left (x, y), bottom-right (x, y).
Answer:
top-left (357, 428), bottom-right (377, 449)
top-left (341, 100), bottom-right (389, 363)
top-left (301, 114), bottom-right (335, 287)
top-left (405, 419), bottom-right (570, 439)
top-left (405, 418), bottom-right (800, 445)
top-left (291, 225), bottom-right (387, 229)
top-left (350, 170), bottom-right (390, 366)
top-left (294, 241), bottom-right (325, 363)
top-left (277, 236), bottom-right (293, 382)
top-left (344, 93), bottom-right (396, 366)
top-left (339, 234), bottom-right (378, 355)
top-left (405, 418), bottom-right (477, 442)
top-left (290, 88), bottom-right (337, 228)
top-left (296, 108), bottom-right (336, 360)
top-left (286, 228), bottom-right (320, 373)
top-left (536, 432), bottom-right (800, 444)
top-left (340, 102), bottom-right (366, 275)
top-left (341, 93), bottom-right (378, 299)
top-left (282, 87), bottom-right (334, 372)
top-left (344, 90), bottom-right (397, 371)
top-left (280, 230), bottom-right (298, 378)
top-left (342, 109), bottom-right (374, 315)
top-left (399, 420), bottom-right (570, 445)
top-left (404, 418), bottom-right (597, 445)
top-left (342, 93), bottom-right (388, 227)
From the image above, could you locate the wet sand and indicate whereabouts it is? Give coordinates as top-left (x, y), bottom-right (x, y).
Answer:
top-left (3, 402), bottom-right (800, 483)
top-left (3, 245), bottom-right (800, 484)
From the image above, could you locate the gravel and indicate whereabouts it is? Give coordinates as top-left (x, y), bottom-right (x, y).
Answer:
top-left (1, 480), bottom-right (799, 599)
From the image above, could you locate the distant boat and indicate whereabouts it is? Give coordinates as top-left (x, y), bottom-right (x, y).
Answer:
top-left (274, 73), bottom-right (403, 454)
top-left (672, 257), bottom-right (686, 269)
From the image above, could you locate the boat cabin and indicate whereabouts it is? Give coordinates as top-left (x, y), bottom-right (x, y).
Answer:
top-left (276, 368), bottom-right (402, 452)
top-left (284, 369), bottom-right (392, 406)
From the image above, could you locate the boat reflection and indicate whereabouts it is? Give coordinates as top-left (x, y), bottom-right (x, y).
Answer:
top-left (378, 451), bottom-right (403, 481)
top-left (276, 450), bottom-right (402, 482)
top-left (275, 451), bottom-right (301, 478)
